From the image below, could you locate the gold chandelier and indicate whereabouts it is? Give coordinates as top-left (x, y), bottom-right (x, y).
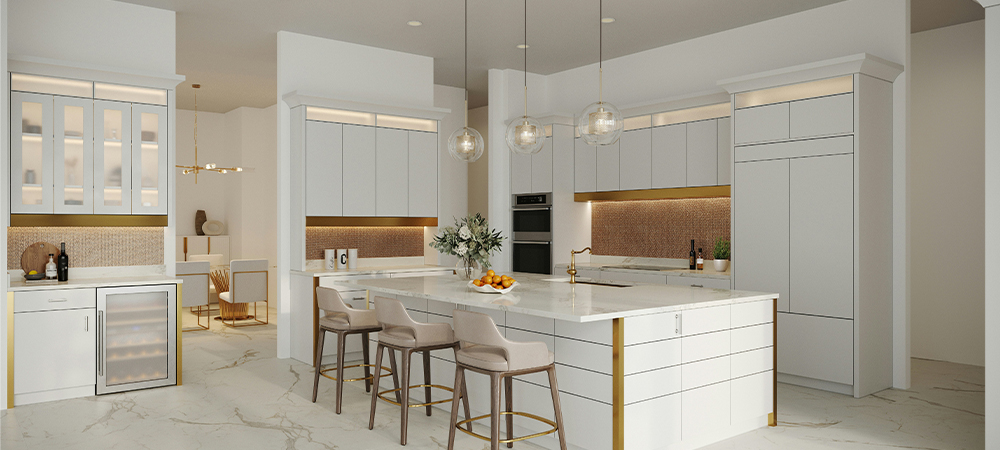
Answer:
top-left (175, 84), bottom-right (242, 183)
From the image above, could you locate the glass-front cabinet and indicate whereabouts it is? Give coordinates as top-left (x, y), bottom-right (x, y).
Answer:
top-left (94, 100), bottom-right (132, 214)
top-left (132, 105), bottom-right (168, 215)
top-left (10, 92), bottom-right (54, 213)
top-left (54, 96), bottom-right (94, 213)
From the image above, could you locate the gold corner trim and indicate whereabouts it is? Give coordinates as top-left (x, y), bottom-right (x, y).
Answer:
top-left (177, 284), bottom-right (183, 386)
top-left (306, 216), bottom-right (438, 227)
top-left (768, 412), bottom-right (776, 427)
top-left (574, 186), bottom-right (731, 203)
top-left (9, 214), bottom-right (168, 227)
top-left (312, 278), bottom-right (320, 366)
top-left (612, 318), bottom-right (624, 450)
top-left (7, 292), bottom-right (15, 409)
top-left (772, 297), bottom-right (778, 426)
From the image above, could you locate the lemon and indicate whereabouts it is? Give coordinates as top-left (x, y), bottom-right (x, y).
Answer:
top-left (28, 270), bottom-right (37, 275)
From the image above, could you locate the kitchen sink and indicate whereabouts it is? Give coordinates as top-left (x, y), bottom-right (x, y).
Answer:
top-left (544, 277), bottom-right (634, 288)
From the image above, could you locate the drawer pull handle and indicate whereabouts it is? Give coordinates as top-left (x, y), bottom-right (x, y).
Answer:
top-left (675, 314), bottom-right (681, 335)
top-left (48, 298), bottom-right (68, 302)
top-left (691, 284), bottom-right (704, 288)
top-left (85, 316), bottom-right (89, 332)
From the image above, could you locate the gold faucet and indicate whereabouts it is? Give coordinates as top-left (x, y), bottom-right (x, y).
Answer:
top-left (568, 247), bottom-right (592, 284)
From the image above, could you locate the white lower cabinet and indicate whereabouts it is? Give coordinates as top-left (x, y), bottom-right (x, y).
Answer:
top-left (682, 381), bottom-right (731, 439)
top-left (626, 392), bottom-right (682, 449)
top-left (777, 312), bottom-right (853, 385)
top-left (732, 371), bottom-right (773, 424)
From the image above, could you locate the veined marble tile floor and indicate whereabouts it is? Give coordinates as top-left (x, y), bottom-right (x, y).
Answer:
top-left (1, 308), bottom-right (984, 450)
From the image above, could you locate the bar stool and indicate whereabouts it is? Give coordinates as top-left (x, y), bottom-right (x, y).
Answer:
top-left (311, 287), bottom-right (395, 414)
top-left (368, 296), bottom-right (472, 445)
top-left (447, 309), bottom-right (567, 450)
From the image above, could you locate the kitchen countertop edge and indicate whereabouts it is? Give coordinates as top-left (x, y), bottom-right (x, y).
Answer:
top-left (8, 275), bottom-right (182, 292)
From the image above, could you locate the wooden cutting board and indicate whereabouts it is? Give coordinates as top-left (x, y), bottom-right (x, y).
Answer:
top-left (21, 242), bottom-right (60, 275)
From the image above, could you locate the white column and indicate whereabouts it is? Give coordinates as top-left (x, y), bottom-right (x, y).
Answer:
top-left (488, 69), bottom-right (512, 272)
top-left (976, 1), bottom-right (1000, 447)
top-left (1, 0), bottom-right (9, 411)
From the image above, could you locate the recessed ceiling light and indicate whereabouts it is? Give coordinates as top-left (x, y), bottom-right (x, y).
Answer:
top-left (407, 20), bottom-right (423, 27)
top-left (601, 17), bottom-right (615, 23)
top-left (517, 44), bottom-right (529, 49)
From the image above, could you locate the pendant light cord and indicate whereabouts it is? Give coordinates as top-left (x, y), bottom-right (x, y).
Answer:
top-left (524, 0), bottom-right (528, 117)
top-left (464, 0), bottom-right (469, 128)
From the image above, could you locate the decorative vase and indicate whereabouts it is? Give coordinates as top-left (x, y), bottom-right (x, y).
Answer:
top-left (456, 258), bottom-right (482, 281)
top-left (713, 259), bottom-right (730, 272)
top-left (195, 210), bottom-right (207, 236)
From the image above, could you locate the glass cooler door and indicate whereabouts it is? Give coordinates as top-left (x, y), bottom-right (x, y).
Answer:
top-left (98, 285), bottom-right (176, 394)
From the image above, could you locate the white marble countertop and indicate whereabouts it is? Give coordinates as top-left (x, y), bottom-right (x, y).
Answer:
top-left (8, 275), bottom-right (181, 292)
top-left (292, 264), bottom-right (454, 278)
top-left (554, 262), bottom-right (731, 280)
top-left (347, 272), bottom-right (774, 323)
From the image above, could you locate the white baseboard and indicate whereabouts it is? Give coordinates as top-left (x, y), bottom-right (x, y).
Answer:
top-left (778, 372), bottom-right (854, 396)
top-left (14, 384), bottom-right (95, 406)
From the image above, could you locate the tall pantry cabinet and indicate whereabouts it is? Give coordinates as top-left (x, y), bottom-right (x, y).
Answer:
top-left (723, 54), bottom-right (902, 398)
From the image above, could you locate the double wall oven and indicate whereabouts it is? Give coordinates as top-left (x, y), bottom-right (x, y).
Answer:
top-left (512, 193), bottom-right (552, 274)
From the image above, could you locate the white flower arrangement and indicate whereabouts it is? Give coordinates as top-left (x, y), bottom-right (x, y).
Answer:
top-left (429, 214), bottom-right (504, 269)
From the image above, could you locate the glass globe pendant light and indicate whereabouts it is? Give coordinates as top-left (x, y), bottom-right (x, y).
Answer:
top-left (577, 0), bottom-right (623, 146)
top-left (506, 0), bottom-right (545, 155)
top-left (448, 0), bottom-right (485, 163)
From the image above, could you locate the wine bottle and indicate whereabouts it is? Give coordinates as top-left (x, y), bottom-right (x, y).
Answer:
top-left (58, 242), bottom-right (69, 282)
top-left (697, 248), bottom-right (704, 271)
top-left (689, 240), bottom-right (696, 270)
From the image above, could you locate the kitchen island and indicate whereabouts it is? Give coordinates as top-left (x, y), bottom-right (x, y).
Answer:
top-left (345, 273), bottom-right (777, 450)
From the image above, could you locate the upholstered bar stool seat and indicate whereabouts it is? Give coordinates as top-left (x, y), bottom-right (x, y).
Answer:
top-left (448, 310), bottom-right (567, 450)
top-left (312, 287), bottom-right (394, 415)
top-left (368, 296), bottom-right (472, 446)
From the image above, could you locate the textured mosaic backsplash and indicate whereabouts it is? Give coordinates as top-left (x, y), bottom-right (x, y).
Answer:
top-left (591, 198), bottom-right (731, 259)
top-left (305, 227), bottom-right (425, 260)
top-left (8, 227), bottom-right (165, 269)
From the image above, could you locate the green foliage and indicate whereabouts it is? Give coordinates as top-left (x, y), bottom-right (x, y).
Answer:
top-left (429, 214), bottom-right (505, 270)
top-left (713, 237), bottom-right (731, 260)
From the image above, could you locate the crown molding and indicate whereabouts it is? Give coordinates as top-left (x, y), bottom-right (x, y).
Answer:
top-left (282, 91), bottom-right (450, 120)
top-left (718, 53), bottom-right (904, 94)
top-left (8, 55), bottom-right (185, 90)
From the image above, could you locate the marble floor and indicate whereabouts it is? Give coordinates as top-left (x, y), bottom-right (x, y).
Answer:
top-left (1, 308), bottom-right (985, 450)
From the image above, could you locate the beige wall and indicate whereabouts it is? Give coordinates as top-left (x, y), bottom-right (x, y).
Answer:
top-left (467, 106), bottom-right (489, 219)
top-left (911, 20), bottom-right (985, 366)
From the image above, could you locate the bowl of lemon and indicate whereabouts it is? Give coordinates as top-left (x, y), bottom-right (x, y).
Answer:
top-left (24, 270), bottom-right (45, 281)
top-left (469, 270), bottom-right (519, 294)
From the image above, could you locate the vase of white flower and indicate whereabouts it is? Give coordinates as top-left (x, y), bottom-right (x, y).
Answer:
top-left (430, 214), bottom-right (505, 280)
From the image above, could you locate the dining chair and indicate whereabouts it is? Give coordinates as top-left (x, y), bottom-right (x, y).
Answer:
top-left (176, 261), bottom-right (210, 331)
top-left (219, 259), bottom-right (269, 327)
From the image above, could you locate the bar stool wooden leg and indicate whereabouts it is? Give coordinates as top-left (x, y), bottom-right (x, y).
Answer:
top-left (311, 329), bottom-right (326, 403)
top-left (490, 372), bottom-right (502, 450)
top-left (368, 343), bottom-right (385, 430)
top-left (460, 369), bottom-right (472, 431)
top-left (505, 376), bottom-right (514, 448)
top-left (547, 366), bottom-right (568, 450)
top-left (335, 331), bottom-right (347, 414)
top-left (423, 351), bottom-right (433, 417)
top-left (400, 349), bottom-right (412, 445)
top-left (388, 348), bottom-right (402, 403)
top-left (447, 366), bottom-right (465, 450)
top-left (362, 332), bottom-right (372, 393)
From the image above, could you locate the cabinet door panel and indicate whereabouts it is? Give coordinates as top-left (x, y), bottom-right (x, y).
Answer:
top-left (94, 100), bottom-right (132, 214)
top-left (305, 121), bottom-right (343, 216)
top-left (131, 104), bottom-right (168, 215)
top-left (682, 380), bottom-right (731, 438)
top-left (625, 392), bottom-right (681, 449)
top-left (789, 93), bottom-right (854, 139)
top-left (376, 128), bottom-right (409, 216)
top-left (574, 137), bottom-right (597, 193)
top-left (777, 312), bottom-right (853, 385)
top-left (531, 136), bottom-right (553, 193)
top-left (618, 128), bottom-right (652, 190)
top-left (342, 125), bottom-right (376, 216)
top-left (686, 119), bottom-right (718, 187)
top-left (789, 154), bottom-right (854, 318)
top-left (651, 124), bottom-right (686, 188)
top-left (11, 92), bottom-right (54, 213)
top-left (511, 151), bottom-right (532, 195)
top-left (734, 160), bottom-right (790, 311)
top-left (407, 131), bottom-right (437, 217)
top-left (717, 117), bottom-right (732, 185)
top-left (734, 103), bottom-right (789, 145)
top-left (732, 370), bottom-right (773, 423)
top-left (596, 140), bottom-right (620, 191)
top-left (15, 308), bottom-right (96, 394)
top-left (54, 96), bottom-right (94, 214)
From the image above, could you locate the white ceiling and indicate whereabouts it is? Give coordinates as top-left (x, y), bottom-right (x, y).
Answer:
top-left (115, 0), bottom-right (987, 114)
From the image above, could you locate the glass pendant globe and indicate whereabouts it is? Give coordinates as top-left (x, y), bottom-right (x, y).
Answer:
top-left (506, 115), bottom-right (546, 155)
top-left (448, 126), bottom-right (485, 162)
top-left (577, 101), bottom-right (624, 146)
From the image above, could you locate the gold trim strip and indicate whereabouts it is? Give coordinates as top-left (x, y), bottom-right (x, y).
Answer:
top-left (306, 216), bottom-right (438, 227)
top-left (7, 293), bottom-right (14, 409)
top-left (612, 318), bottom-right (624, 450)
top-left (177, 284), bottom-right (183, 386)
top-left (575, 185), bottom-right (731, 202)
top-left (9, 214), bottom-right (168, 227)
top-left (771, 297), bottom-right (778, 426)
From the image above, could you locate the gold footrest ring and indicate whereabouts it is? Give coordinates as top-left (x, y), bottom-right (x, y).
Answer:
top-left (377, 384), bottom-right (455, 408)
top-left (319, 364), bottom-right (393, 382)
top-left (456, 411), bottom-right (559, 444)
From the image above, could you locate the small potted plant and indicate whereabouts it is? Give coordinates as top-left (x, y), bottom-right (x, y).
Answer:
top-left (430, 214), bottom-right (505, 280)
top-left (713, 237), bottom-right (731, 272)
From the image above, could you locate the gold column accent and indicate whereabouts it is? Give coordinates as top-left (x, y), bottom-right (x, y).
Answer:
top-left (612, 318), bottom-right (624, 449)
top-left (312, 277), bottom-right (320, 366)
top-left (7, 292), bottom-right (14, 409)
top-left (770, 297), bottom-right (778, 426)
top-left (9, 214), bottom-right (168, 227)
top-left (177, 284), bottom-right (183, 386)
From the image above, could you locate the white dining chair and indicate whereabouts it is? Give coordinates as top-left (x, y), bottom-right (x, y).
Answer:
top-left (219, 259), bottom-right (269, 327)
top-left (176, 261), bottom-right (211, 331)
top-left (188, 254), bottom-right (226, 306)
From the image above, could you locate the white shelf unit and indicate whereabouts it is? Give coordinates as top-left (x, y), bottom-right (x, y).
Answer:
top-left (723, 54), bottom-right (902, 398)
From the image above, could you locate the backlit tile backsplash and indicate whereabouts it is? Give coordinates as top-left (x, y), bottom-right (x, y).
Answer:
top-left (7, 227), bottom-right (164, 269)
top-left (591, 198), bottom-right (731, 259)
top-left (305, 227), bottom-right (425, 260)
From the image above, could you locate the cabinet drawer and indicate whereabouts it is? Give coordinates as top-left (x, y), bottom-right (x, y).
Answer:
top-left (681, 305), bottom-right (730, 336)
top-left (733, 346), bottom-right (773, 379)
top-left (732, 299), bottom-right (774, 328)
top-left (397, 295), bottom-right (427, 312)
top-left (467, 306), bottom-right (505, 327)
top-left (557, 363), bottom-right (612, 404)
top-left (732, 322), bottom-right (773, 354)
top-left (624, 311), bottom-right (681, 345)
top-left (777, 312), bottom-right (853, 385)
top-left (625, 364), bottom-right (681, 404)
top-left (732, 370), bottom-right (773, 423)
top-left (682, 329), bottom-right (730, 363)
top-left (789, 93), bottom-right (853, 139)
top-left (600, 270), bottom-right (666, 284)
top-left (625, 392), bottom-right (682, 449)
top-left (734, 103), bottom-right (789, 144)
top-left (735, 134), bottom-right (853, 162)
top-left (682, 380), bottom-right (731, 438)
top-left (555, 336), bottom-right (612, 375)
top-left (624, 337), bottom-right (681, 375)
top-left (682, 355), bottom-right (730, 390)
top-left (14, 288), bottom-right (96, 313)
top-left (427, 300), bottom-right (460, 317)
top-left (554, 319), bottom-right (610, 345)
top-left (506, 312), bottom-right (554, 335)
top-left (667, 276), bottom-right (730, 290)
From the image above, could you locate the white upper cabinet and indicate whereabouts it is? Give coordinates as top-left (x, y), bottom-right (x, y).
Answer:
top-left (574, 137), bottom-right (597, 193)
top-left (651, 124), bottom-right (686, 189)
top-left (531, 136), bottom-right (553, 193)
top-left (54, 96), bottom-right (94, 214)
top-left (717, 117), bottom-right (731, 185)
top-left (789, 93), bottom-right (854, 139)
top-left (94, 100), bottom-right (132, 215)
top-left (11, 92), bottom-right (54, 214)
top-left (131, 104), bottom-right (168, 215)
top-left (305, 121), bottom-right (343, 216)
top-left (376, 127), bottom-right (410, 216)
top-left (734, 103), bottom-right (789, 145)
top-left (407, 131), bottom-right (438, 217)
top-left (342, 124), bottom-right (377, 216)
top-left (686, 119), bottom-right (718, 187)
top-left (596, 140), bottom-right (620, 192)
top-left (619, 128), bottom-right (652, 191)
top-left (511, 149), bottom-right (532, 195)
